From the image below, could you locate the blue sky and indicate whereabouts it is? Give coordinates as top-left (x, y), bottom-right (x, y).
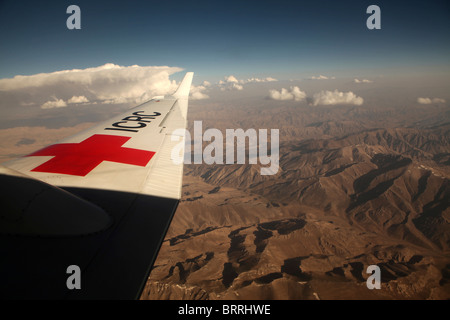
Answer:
top-left (0, 0), bottom-right (449, 82)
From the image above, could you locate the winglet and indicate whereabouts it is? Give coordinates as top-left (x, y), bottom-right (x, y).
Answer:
top-left (173, 72), bottom-right (194, 98)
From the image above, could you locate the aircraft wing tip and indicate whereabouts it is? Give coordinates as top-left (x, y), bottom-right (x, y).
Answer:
top-left (173, 72), bottom-right (194, 98)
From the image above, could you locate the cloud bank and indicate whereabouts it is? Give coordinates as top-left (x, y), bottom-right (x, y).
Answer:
top-left (0, 66), bottom-right (281, 108)
top-left (0, 63), bottom-right (183, 108)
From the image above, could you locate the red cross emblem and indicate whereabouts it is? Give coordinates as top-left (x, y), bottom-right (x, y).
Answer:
top-left (27, 134), bottom-right (155, 176)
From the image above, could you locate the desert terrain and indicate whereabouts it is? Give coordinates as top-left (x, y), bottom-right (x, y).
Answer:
top-left (141, 99), bottom-right (450, 300)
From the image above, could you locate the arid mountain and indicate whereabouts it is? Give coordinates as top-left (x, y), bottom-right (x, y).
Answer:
top-left (140, 102), bottom-right (450, 300)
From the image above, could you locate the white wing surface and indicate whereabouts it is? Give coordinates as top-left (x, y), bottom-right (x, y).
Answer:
top-left (0, 72), bottom-right (194, 299)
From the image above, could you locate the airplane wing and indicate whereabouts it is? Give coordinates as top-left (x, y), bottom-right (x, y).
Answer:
top-left (0, 72), bottom-right (194, 299)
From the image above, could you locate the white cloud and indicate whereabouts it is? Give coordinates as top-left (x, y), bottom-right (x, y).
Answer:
top-left (190, 85), bottom-right (209, 100)
top-left (310, 75), bottom-right (335, 80)
top-left (417, 97), bottom-right (446, 104)
top-left (41, 98), bottom-right (67, 109)
top-left (264, 77), bottom-right (278, 82)
top-left (68, 95), bottom-right (89, 104)
top-left (269, 86), bottom-right (306, 101)
top-left (225, 75), bottom-right (239, 83)
top-left (220, 83), bottom-right (243, 91)
top-left (242, 77), bottom-right (278, 83)
top-left (0, 63), bottom-right (182, 106)
top-left (191, 91), bottom-right (209, 100)
top-left (218, 75), bottom-right (243, 91)
top-left (313, 90), bottom-right (363, 106)
top-left (218, 75), bottom-right (277, 91)
top-left (353, 78), bottom-right (373, 83)
top-left (202, 80), bottom-right (211, 87)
